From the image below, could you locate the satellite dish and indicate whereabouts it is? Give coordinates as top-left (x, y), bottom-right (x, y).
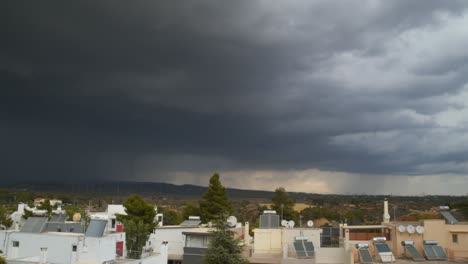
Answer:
top-left (288, 220), bottom-right (295, 228)
top-left (307, 220), bottom-right (314, 227)
top-left (72, 213), bottom-right (82, 222)
top-left (281, 220), bottom-right (288, 227)
top-left (398, 225), bottom-right (406, 233)
top-left (407, 225), bottom-right (415, 234)
top-left (416, 226), bottom-right (424, 234)
top-left (285, 223), bottom-right (290, 228)
top-left (227, 216), bottom-right (237, 227)
top-left (384, 213), bottom-right (391, 220)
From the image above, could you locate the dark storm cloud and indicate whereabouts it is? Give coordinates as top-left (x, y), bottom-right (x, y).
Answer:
top-left (2, 1), bottom-right (468, 193)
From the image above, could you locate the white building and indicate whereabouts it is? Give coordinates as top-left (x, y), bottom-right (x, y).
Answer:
top-left (147, 216), bottom-right (246, 264)
top-left (88, 204), bottom-right (127, 233)
top-left (0, 217), bottom-right (168, 264)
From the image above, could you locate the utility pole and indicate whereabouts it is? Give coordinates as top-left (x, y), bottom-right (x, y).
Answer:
top-left (393, 206), bottom-right (397, 222)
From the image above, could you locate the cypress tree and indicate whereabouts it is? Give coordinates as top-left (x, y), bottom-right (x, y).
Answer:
top-left (203, 215), bottom-right (249, 264)
top-left (200, 173), bottom-right (233, 222)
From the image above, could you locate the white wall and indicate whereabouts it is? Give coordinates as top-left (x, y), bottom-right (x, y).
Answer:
top-left (3, 232), bottom-right (125, 264)
top-left (79, 236), bottom-right (116, 264)
top-left (5, 232), bottom-right (81, 263)
top-left (149, 227), bottom-right (211, 258)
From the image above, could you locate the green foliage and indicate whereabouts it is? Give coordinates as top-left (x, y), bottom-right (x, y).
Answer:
top-left (23, 208), bottom-right (34, 220)
top-left (204, 215), bottom-right (249, 264)
top-left (0, 256), bottom-right (6, 264)
top-left (271, 187), bottom-right (296, 221)
top-left (451, 201), bottom-right (468, 217)
top-left (65, 205), bottom-right (86, 221)
top-left (301, 207), bottom-right (339, 221)
top-left (117, 194), bottom-right (156, 232)
top-left (37, 199), bottom-right (52, 215)
top-left (123, 220), bottom-right (151, 259)
top-left (200, 173), bottom-right (233, 222)
top-left (118, 195), bottom-right (156, 259)
top-left (158, 207), bottom-right (182, 225)
top-left (0, 207), bottom-right (13, 228)
top-left (182, 203), bottom-right (201, 220)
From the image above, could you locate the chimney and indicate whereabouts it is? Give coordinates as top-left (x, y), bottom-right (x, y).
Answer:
top-left (244, 222), bottom-right (250, 246)
top-left (40, 247), bottom-right (48, 264)
top-left (160, 242), bottom-right (168, 263)
top-left (383, 199), bottom-right (390, 223)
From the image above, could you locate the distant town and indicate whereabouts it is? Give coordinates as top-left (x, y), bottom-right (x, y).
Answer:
top-left (1, 175), bottom-right (467, 263)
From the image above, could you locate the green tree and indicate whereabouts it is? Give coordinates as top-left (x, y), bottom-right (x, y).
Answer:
top-left (271, 187), bottom-right (296, 221)
top-left (117, 195), bottom-right (156, 259)
top-left (0, 207), bottom-right (13, 228)
top-left (123, 220), bottom-right (151, 259)
top-left (200, 173), bottom-right (233, 222)
top-left (23, 208), bottom-right (34, 220)
top-left (159, 207), bottom-right (182, 225)
top-left (118, 195), bottom-right (156, 231)
top-left (182, 203), bottom-right (201, 220)
top-left (37, 199), bottom-right (52, 215)
top-left (204, 215), bottom-right (249, 264)
top-left (0, 256), bottom-right (6, 264)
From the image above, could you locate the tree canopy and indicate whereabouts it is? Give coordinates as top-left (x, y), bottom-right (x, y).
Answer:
top-left (203, 215), bottom-right (249, 264)
top-left (271, 187), bottom-right (296, 221)
top-left (118, 194), bottom-right (156, 230)
top-left (37, 199), bottom-right (52, 215)
top-left (0, 207), bottom-right (13, 228)
top-left (117, 195), bottom-right (156, 259)
top-left (182, 202), bottom-right (201, 221)
top-left (199, 173), bottom-right (233, 222)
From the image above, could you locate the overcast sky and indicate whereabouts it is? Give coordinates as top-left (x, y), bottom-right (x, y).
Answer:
top-left (2, 1), bottom-right (468, 195)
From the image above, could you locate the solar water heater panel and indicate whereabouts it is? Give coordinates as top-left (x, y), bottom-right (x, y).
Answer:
top-left (433, 246), bottom-right (447, 260)
top-left (304, 241), bottom-right (314, 257)
top-left (359, 248), bottom-right (374, 264)
top-left (375, 243), bottom-right (392, 253)
top-left (423, 245), bottom-right (437, 260)
top-left (294, 241), bottom-right (306, 258)
top-left (405, 245), bottom-right (425, 261)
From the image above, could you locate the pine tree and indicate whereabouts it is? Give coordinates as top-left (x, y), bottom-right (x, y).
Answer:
top-left (271, 187), bottom-right (296, 221)
top-left (200, 173), bottom-right (233, 222)
top-left (117, 195), bottom-right (156, 259)
top-left (204, 215), bottom-right (249, 264)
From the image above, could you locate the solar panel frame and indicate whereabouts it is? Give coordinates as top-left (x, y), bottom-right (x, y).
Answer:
top-left (405, 245), bottom-right (425, 261)
top-left (423, 245), bottom-right (438, 260)
top-left (49, 213), bottom-right (69, 223)
top-left (432, 245), bottom-right (447, 260)
top-left (304, 241), bottom-right (314, 257)
top-left (85, 219), bottom-right (107, 237)
top-left (180, 220), bottom-right (201, 227)
top-left (293, 241), bottom-right (307, 258)
top-left (440, 210), bottom-right (459, 224)
top-left (375, 243), bottom-right (392, 253)
top-left (20, 217), bottom-right (48, 233)
top-left (359, 248), bottom-right (374, 264)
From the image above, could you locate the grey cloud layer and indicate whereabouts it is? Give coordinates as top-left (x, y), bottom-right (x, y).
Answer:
top-left (2, 1), bottom-right (468, 192)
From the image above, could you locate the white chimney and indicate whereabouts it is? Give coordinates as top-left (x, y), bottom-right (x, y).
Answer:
top-left (40, 247), bottom-right (48, 264)
top-left (244, 222), bottom-right (250, 246)
top-left (160, 242), bottom-right (168, 263)
top-left (383, 199), bottom-right (390, 223)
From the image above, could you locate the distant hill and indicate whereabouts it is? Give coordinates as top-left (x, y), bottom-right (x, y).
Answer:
top-left (0, 181), bottom-right (276, 200)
